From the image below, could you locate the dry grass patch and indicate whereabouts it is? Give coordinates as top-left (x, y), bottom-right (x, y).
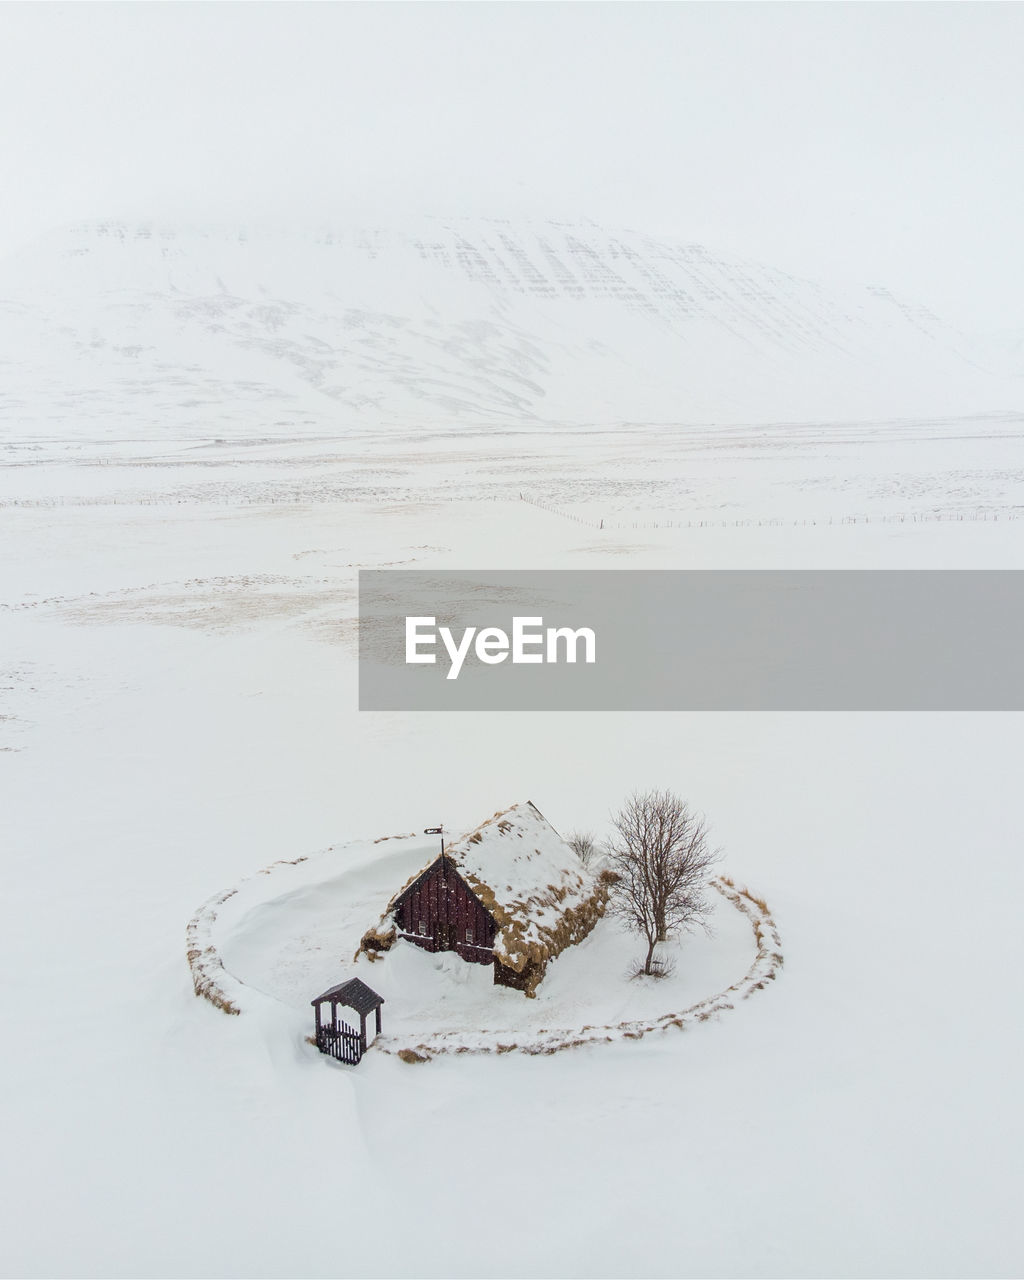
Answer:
top-left (186, 891), bottom-right (242, 1016)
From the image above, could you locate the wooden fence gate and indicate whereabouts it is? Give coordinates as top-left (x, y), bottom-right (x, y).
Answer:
top-left (311, 978), bottom-right (383, 1068)
top-left (316, 1019), bottom-right (364, 1066)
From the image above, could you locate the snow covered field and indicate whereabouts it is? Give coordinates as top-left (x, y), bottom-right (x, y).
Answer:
top-left (2, 421), bottom-right (1023, 1277)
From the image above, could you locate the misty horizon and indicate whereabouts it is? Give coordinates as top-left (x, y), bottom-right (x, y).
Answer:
top-left (2, 3), bottom-right (1023, 334)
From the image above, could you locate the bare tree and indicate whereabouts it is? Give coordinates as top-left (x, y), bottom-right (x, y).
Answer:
top-left (607, 789), bottom-right (720, 976)
top-left (566, 829), bottom-right (598, 867)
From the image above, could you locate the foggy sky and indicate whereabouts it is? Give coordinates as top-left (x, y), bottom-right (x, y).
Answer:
top-left (1, 2), bottom-right (1022, 332)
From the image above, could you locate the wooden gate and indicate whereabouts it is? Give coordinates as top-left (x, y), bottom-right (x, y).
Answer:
top-left (316, 1018), bottom-right (363, 1066)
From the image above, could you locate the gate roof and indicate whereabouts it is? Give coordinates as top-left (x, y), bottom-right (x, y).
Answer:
top-left (311, 977), bottom-right (385, 1015)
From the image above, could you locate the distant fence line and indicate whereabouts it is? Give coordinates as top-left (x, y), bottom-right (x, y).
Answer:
top-left (0, 491), bottom-right (470, 508)
top-left (518, 493), bottom-right (1020, 531)
top-left (0, 489), bottom-right (1020, 528)
top-left (0, 493), bottom-right (396, 508)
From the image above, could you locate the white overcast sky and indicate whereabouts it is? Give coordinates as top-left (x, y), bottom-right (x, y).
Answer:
top-left (1, 1), bottom-right (1022, 331)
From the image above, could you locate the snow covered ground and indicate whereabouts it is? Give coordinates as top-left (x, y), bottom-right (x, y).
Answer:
top-left (195, 832), bottom-right (778, 1056)
top-left (2, 421), bottom-right (1023, 1277)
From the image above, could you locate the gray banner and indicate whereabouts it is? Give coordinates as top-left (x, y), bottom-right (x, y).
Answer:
top-left (358, 570), bottom-right (1024, 710)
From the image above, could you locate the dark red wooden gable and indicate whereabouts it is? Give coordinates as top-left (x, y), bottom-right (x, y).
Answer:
top-left (394, 858), bottom-right (497, 965)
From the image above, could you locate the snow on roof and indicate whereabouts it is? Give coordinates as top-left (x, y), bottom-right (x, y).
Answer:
top-left (454, 799), bottom-right (581, 901)
top-left (312, 977), bottom-right (385, 1014)
top-left (361, 801), bottom-right (610, 986)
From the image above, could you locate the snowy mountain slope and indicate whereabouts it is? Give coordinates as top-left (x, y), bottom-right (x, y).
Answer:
top-left (0, 217), bottom-right (1018, 437)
